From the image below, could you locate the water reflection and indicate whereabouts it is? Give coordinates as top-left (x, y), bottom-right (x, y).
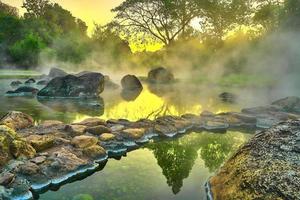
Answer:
top-left (37, 98), bottom-right (105, 116)
top-left (146, 132), bottom-right (250, 194)
top-left (0, 79), bottom-right (240, 123)
top-left (121, 88), bottom-right (143, 101)
top-left (40, 131), bottom-right (250, 200)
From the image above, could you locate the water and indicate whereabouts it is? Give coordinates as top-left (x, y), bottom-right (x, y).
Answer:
top-left (39, 131), bottom-right (251, 200)
top-left (0, 78), bottom-right (241, 123)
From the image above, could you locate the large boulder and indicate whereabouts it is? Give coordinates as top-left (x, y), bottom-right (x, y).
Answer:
top-left (208, 120), bottom-right (300, 200)
top-left (0, 125), bottom-right (36, 165)
top-left (147, 67), bottom-right (174, 84)
top-left (0, 111), bottom-right (34, 131)
top-left (37, 73), bottom-right (105, 98)
top-left (48, 67), bottom-right (68, 78)
top-left (272, 96), bottom-right (300, 113)
top-left (121, 75), bottom-right (143, 90)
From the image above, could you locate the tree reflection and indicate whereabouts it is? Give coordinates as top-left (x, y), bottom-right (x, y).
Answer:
top-left (146, 132), bottom-right (247, 194)
top-left (147, 139), bottom-right (199, 194)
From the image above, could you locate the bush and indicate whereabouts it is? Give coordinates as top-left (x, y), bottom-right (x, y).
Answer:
top-left (9, 33), bottom-right (45, 68)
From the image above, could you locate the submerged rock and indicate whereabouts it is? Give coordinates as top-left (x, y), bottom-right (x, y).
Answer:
top-left (148, 67), bottom-right (174, 84)
top-left (208, 120), bottom-right (300, 200)
top-left (0, 111), bottom-right (34, 131)
top-left (10, 81), bottom-right (22, 87)
top-left (48, 67), bottom-right (68, 78)
top-left (121, 75), bottom-right (143, 90)
top-left (37, 73), bottom-right (105, 98)
top-left (6, 86), bottom-right (39, 97)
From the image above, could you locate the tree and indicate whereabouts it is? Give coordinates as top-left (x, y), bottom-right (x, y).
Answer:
top-left (200, 0), bottom-right (253, 41)
top-left (9, 33), bottom-right (45, 68)
top-left (0, 1), bottom-right (18, 16)
top-left (112, 0), bottom-right (200, 46)
top-left (22, 0), bottom-right (50, 18)
top-left (280, 0), bottom-right (300, 30)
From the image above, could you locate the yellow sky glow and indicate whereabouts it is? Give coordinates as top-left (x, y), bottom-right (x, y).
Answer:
top-left (2, 0), bottom-right (124, 34)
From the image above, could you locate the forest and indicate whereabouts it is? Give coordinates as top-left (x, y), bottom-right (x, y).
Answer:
top-left (0, 0), bottom-right (299, 68)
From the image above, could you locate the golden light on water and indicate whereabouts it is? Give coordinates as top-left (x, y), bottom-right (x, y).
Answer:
top-left (72, 86), bottom-right (240, 123)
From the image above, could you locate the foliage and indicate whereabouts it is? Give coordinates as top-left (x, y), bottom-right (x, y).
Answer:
top-left (9, 33), bottom-right (45, 68)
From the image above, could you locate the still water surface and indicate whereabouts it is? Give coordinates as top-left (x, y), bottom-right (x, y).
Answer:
top-left (39, 132), bottom-right (251, 200)
top-left (0, 79), bottom-right (241, 123)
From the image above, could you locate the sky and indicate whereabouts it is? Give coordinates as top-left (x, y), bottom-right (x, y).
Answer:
top-left (2, 0), bottom-right (124, 34)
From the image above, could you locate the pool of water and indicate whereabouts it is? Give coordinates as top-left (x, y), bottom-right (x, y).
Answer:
top-left (38, 131), bottom-right (251, 200)
top-left (0, 78), bottom-right (241, 123)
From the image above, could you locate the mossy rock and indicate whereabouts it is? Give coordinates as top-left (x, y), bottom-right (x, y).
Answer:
top-left (0, 125), bottom-right (36, 166)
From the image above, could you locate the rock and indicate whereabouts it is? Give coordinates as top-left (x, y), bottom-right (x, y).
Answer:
top-left (10, 81), bottom-right (22, 87)
top-left (0, 111), bottom-right (34, 130)
top-left (242, 105), bottom-right (282, 115)
top-left (6, 86), bottom-right (39, 97)
top-left (73, 118), bottom-right (106, 127)
top-left (122, 128), bottom-right (145, 139)
top-left (49, 148), bottom-right (87, 172)
top-left (19, 162), bottom-right (40, 175)
top-left (26, 135), bottom-right (55, 152)
top-left (0, 172), bottom-right (15, 186)
top-left (36, 80), bottom-right (48, 85)
top-left (219, 92), bottom-right (237, 103)
top-left (200, 111), bottom-right (215, 117)
top-left (208, 120), bottom-right (300, 200)
top-left (154, 124), bottom-right (177, 136)
top-left (121, 75), bottom-right (143, 90)
top-left (110, 125), bottom-right (125, 132)
top-left (24, 78), bottom-right (36, 84)
top-left (85, 125), bottom-right (112, 135)
top-left (83, 145), bottom-right (106, 158)
top-left (148, 67), bottom-right (174, 84)
top-left (99, 133), bottom-right (116, 141)
top-left (30, 156), bottom-right (46, 165)
top-left (272, 96), bottom-right (300, 113)
top-left (0, 125), bottom-right (36, 165)
top-left (65, 124), bottom-right (87, 136)
top-left (48, 67), bottom-right (68, 78)
top-left (37, 73), bottom-right (105, 98)
top-left (41, 120), bottom-right (64, 128)
top-left (71, 135), bottom-right (98, 149)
